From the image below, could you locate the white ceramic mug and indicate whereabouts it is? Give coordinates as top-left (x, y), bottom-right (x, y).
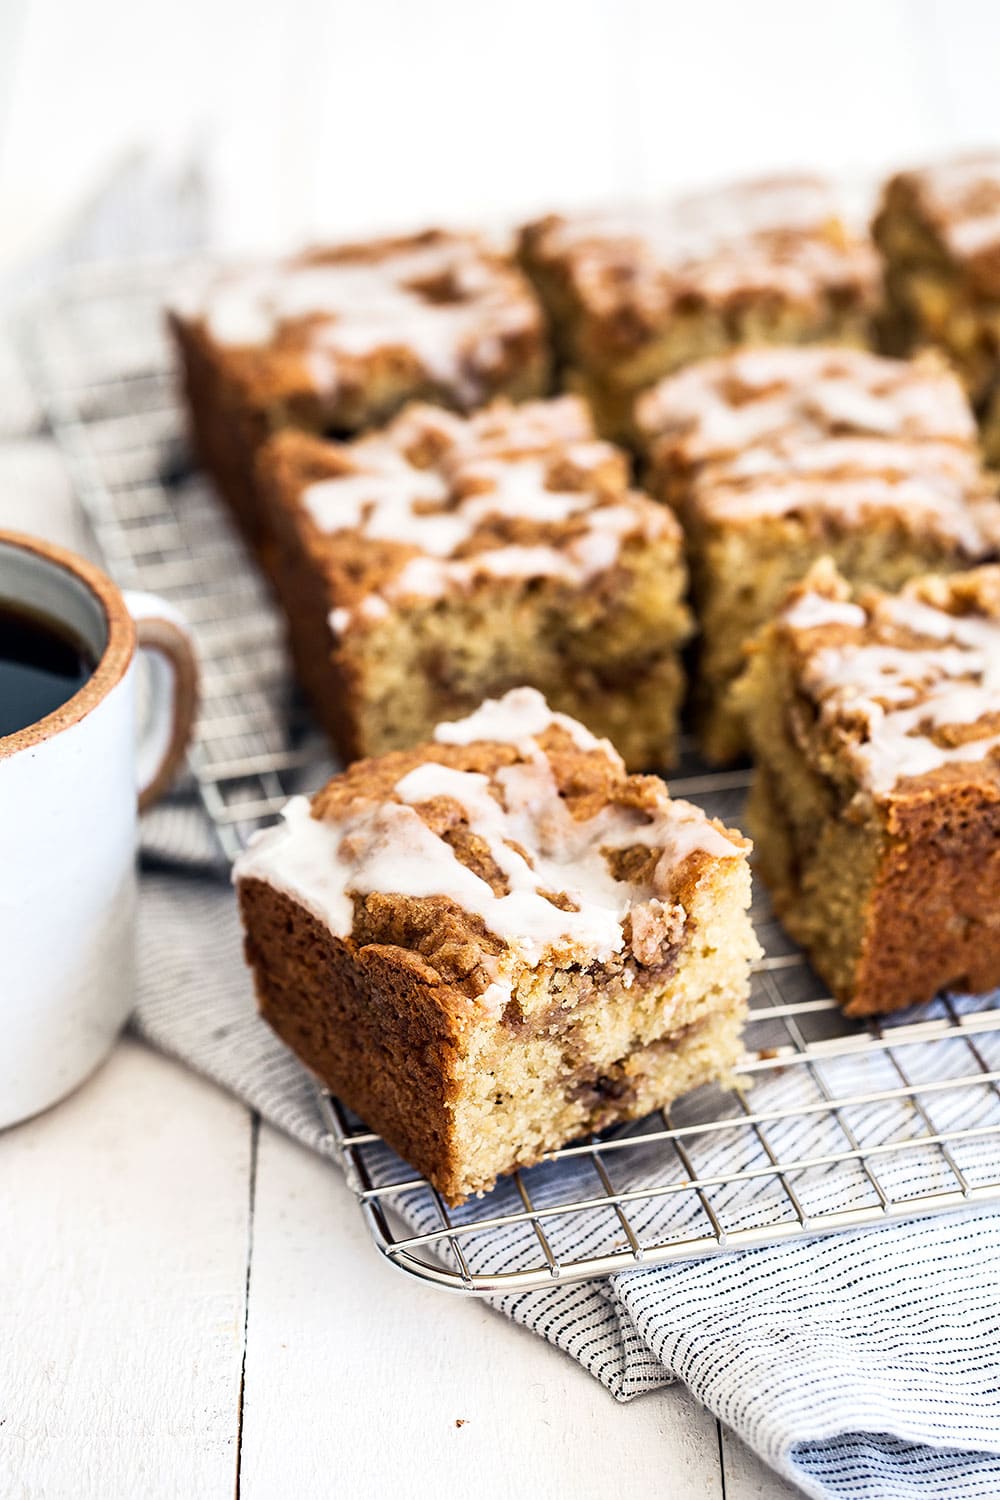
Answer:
top-left (0, 530), bottom-right (199, 1127)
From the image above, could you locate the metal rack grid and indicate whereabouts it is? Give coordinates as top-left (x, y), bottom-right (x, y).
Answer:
top-left (21, 257), bottom-right (1000, 1295)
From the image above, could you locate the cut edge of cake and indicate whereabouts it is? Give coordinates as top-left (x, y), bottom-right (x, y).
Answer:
top-left (234, 687), bottom-right (760, 1202)
top-left (735, 559), bottom-right (1000, 1016)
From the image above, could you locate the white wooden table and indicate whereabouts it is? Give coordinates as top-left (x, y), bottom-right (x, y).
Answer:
top-left (0, 426), bottom-right (801, 1499)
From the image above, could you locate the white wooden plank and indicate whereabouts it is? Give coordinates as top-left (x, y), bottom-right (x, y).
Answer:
top-left (239, 1122), bottom-right (724, 1500)
top-left (0, 0), bottom-right (290, 265)
top-left (0, 1038), bottom-right (253, 1499)
top-left (7, 0), bottom-right (1000, 270)
top-left (0, 0), bottom-right (28, 150)
top-left (723, 1426), bottom-right (803, 1499)
top-left (300, 0), bottom-right (634, 243)
top-left (906, 0), bottom-right (1000, 154)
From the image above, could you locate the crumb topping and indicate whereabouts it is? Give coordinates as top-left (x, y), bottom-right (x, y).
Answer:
top-left (234, 688), bottom-right (746, 1006)
top-left (637, 347), bottom-right (976, 465)
top-left (179, 230), bottom-right (543, 405)
top-left (522, 175), bottom-right (876, 342)
top-left (698, 465), bottom-right (999, 553)
top-left (638, 346), bottom-right (998, 553)
top-left (779, 566), bottom-right (1000, 794)
top-left (268, 397), bottom-right (680, 629)
top-left (890, 153), bottom-right (1000, 273)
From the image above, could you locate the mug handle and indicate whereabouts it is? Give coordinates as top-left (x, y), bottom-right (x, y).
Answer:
top-left (124, 591), bottom-right (200, 813)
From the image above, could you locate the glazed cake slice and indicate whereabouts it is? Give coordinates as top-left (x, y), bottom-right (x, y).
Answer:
top-left (258, 395), bottom-right (692, 770)
top-left (169, 229), bottom-right (549, 551)
top-left (635, 346), bottom-right (1000, 761)
top-left (235, 688), bottom-right (759, 1203)
top-left (520, 174), bottom-right (877, 441)
top-left (735, 562), bottom-right (1000, 1016)
top-left (873, 152), bottom-right (1000, 454)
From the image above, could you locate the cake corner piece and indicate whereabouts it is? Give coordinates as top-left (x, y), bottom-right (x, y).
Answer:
top-left (167, 229), bottom-right (550, 553)
top-left (872, 152), bottom-right (1000, 408)
top-left (735, 560), bottom-right (1000, 1016)
top-left (519, 172), bottom-right (878, 443)
top-left (234, 687), bottom-right (759, 1204)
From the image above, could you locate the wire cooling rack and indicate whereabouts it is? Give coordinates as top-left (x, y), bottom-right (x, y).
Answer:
top-left (21, 258), bottom-right (1000, 1295)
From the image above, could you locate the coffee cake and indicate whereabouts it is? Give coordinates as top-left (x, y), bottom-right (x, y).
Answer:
top-left (736, 561), bottom-right (1000, 1015)
top-left (258, 396), bottom-right (692, 769)
top-left (235, 688), bottom-right (758, 1202)
top-left (874, 153), bottom-right (1000, 460)
top-left (520, 174), bottom-right (877, 441)
top-left (636, 346), bottom-right (1000, 760)
top-left (169, 230), bottom-right (549, 551)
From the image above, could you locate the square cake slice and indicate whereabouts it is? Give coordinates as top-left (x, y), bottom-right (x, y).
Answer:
top-left (168, 229), bottom-right (549, 551)
top-left (873, 152), bottom-right (1000, 442)
top-left (635, 346), bottom-right (1000, 762)
top-left (519, 174), bottom-right (877, 440)
top-left (234, 688), bottom-right (759, 1203)
top-left (257, 395), bottom-right (692, 770)
top-left (735, 562), bottom-right (1000, 1016)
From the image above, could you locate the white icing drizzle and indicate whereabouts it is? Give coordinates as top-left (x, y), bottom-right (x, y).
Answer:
top-left (237, 795), bottom-right (356, 938)
top-left (532, 175), bottom-right (875, 305)
top-left (702, 471), bottom-right (995, 554)
top-left (946, 209), bottom-right (1000, 261)
top-left (906, 155), bottom-right (1000, 264)
top-left (782, 592), bottom-right (867, 631)
top-left (234, 689), bottom-right (742, 1004)
top-left (303, 400), bottom-right (674, 628)
top-left (795, 588), bottom-right (1000, 793)
top-left (915, 154), bottom-right (1000, 204)
top-left (190, 237), bottom-right (540, 404)
top-left (540, 176), bottom-right (840, 259)
top-left (638, 346), bottom-right (976, 462)
top-left (432, 685), bottom-right (608, 753)
top-left (331, 594), bottom-right (392, 635)
top-left (390, 759), bottom-right (628, 965)
top-left (715, 437), bottom-right (975, 486)
top-left (636, 345), bottom-right (995, 551)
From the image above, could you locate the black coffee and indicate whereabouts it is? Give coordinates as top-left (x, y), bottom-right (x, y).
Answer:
top-left (0, 601), bottom-right (97, 738)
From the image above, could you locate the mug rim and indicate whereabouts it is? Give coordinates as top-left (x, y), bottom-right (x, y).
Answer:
top-left (0, 529), bottom-right (136, 761)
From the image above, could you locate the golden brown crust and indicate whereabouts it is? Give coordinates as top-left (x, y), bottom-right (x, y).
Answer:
top-left (169, 310), bottom-right (286, 555)
top-left (741, 560), bottom-right (1000, 1015)
top-left (235, 694), bottom-right (758, 1201)
top-left (635, 346), bottom-right (999, 765)
top-left (257, 396), bottom-right (678, 619)
top-left (776, 562), bottom-right (1000, 800)
top-left (872, 154), bottom-right (1000, 413)
top-left (172, 230), bottom-right (549, 419)
top-left (255, 399), bottom-right (691, 768)
top-left (168, 230), bottom-right (550, 552)
top-left (240, 876), bottom-right (749, 1202)
top-left (637, 346), bottom-right (978, 489)
top-left (275, 719), bottom-right (746, 996)
top-left (520, 174), bottom-right (878, 373)
top-left (239, 878), bottom-right (474, 1194)
top-left (876, 154), bottom-right (1000, 297)
top-left (847, 778), bottom-right (1000, 1015)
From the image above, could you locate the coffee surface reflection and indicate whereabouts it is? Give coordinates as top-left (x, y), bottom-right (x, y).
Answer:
top-left (0, 602), bottom-right (96, 738)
